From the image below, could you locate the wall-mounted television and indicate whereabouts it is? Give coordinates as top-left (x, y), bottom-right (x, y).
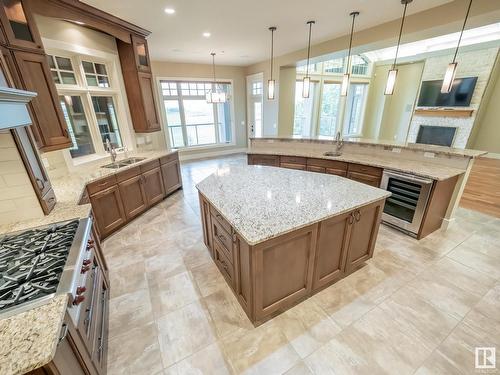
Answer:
top-left (417, 77), bottom-right (477, 107)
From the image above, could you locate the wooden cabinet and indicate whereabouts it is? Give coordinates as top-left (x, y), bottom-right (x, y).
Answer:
top-left (89, 185), bottom-right (127, 238)
top-left (11, 50), bottom-right (72, 151)
top-left (160, 155), bottom-right (182, 195)
top-left (346, 171), bottom-right (380, 187)
top-left (91, 272), bottom-right (109, 374)
top-left (247, 154), bottom-right (280, 167)
top-left (307, 158), bottom-right (347, 177)
top-left (280, 156), bottom-right (307, 170)
top-left (0, 0), bottom-right (43, 51)
top-left (143, 166), bottom-right (165, 206)
top-left (199, 194), bottom-right (213, 256)
top-left (117, 35), bottom-right (161, 133)
top-left (347, 163), bottom-right (382, 187)
top-left (118, 174), bottom-right (147, 219)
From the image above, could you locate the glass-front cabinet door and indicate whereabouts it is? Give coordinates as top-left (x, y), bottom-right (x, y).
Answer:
top-left (132, 35), bottom-right (151, 72)
top-left (0, 0), bottom-right (42, 50)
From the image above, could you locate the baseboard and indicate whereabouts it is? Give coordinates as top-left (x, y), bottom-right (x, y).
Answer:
top-left (178, 147), bottom-right (248, 161)
top-left (441, 216), bottom-right (456, 230)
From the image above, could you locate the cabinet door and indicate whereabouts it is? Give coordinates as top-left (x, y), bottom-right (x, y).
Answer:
top-left (12, 50), bottom-right (71, 151)
top-left (132, 35), bottom-right (151, 73)
top-left (344, 201), bottom-right (383, 273)
top-left (0, 0), bottom-right (43, 50)
top-left (326, 168), bottom-right (347, 177)
top-left (161, 160), bottom-right (182, 195)
top-left (118, 174), bottom-right (147, 220)
top-left (248, 154), bottom-right (279, 167)
top-left (199, 194), bottom-right (213, 255)
top-left (280, 162), bottom-right (306, 170)
top-left (143, 166), bottom-right (165, 206)
top-left (90, 185), bottom-right (127, 238)
top-left (312, 211), bottom-right (352, 291)
top-left (138, 72), bottom-right (160, 131)
top-left (347, 171), bottom-right (381, 187)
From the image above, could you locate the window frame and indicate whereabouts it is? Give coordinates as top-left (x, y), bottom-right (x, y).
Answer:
top-left (157, 76), bottom-right (237, 151)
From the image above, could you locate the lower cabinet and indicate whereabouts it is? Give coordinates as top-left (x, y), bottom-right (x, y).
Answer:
top-left (90, 185), bottom-right (127, 239)
top-left (118, 175), bottom-right (147, 220)
top-left (161, 160), bottom-right (182, 195)
top-left (346, 171), bottom-right (381, 187)
top-left (143, 167), bottom-right (165, 206)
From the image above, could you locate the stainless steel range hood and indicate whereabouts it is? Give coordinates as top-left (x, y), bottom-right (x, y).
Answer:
top-left (0, 87), bottom-right (37, 130)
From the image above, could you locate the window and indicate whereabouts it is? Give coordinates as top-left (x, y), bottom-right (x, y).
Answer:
top-left (319, 83), bottom-right (341, 137)
top-left (296, 63), bottom-right (319, 74)
top-left (293, 81), bottom-right (316, 137)
top-left (251, 82), bottom-right (262, 96)
top-left (343, 83), bottom-right (368, 136)
top-left (324, 58), bottom-right (344, 74)
top-left (160, 80), bottom-right (233, 149)
top-left (48, 54), bottom-right (127, 160)
top-left (47, 55), bottom-right (76, 85)
top-left (351, 55), bottom-right (369, 75)
top-left (322, 55), bottom-right (370, 76)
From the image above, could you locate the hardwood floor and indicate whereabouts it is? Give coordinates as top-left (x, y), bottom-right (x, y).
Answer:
top-left (460, 157), bottom-right (500, 218)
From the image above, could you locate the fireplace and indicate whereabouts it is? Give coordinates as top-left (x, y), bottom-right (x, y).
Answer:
top-left (416, 125), bottom-right (457, 147)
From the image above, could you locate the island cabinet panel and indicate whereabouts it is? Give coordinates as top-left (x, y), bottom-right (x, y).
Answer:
top-left (212, 218), bottom-right (233, 262)
top-left (253, 225), bottom-right (317, 321)
top-left (90, 185), bottom-right (127, 238)
top-left (234, 233), bottom-right (252, 316)
top-left (247, 154), bottom-right (280, 167)
top-left (214, 239), bottom-right (235, 288)
top-left (199, 194), bottom-right (213, 255)
top-left (344, 201), bottom-right (383, 272)
top-left (118, 174), bottom-right (147, 219)
top-left (312, 212), bottom-right (352, 291)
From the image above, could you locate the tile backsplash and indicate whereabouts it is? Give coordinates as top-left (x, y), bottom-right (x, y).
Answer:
top-left (0, 131), bottom-right (43, 226)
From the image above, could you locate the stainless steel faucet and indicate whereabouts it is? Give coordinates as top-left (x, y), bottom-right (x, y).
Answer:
top-left (105, 138), bottom-right (117, 163)
top-left (334, 131), bottom-right (344, 153)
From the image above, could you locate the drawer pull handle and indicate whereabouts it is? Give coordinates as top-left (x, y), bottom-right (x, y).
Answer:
top-left (348, 212), bottom-right (354, 225)
top-left (58, 323), bottom-right (68, 344)
top-left (355, 210), bottom-right (361, 222)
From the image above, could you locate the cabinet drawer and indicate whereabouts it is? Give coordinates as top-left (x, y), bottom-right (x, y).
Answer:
top-left (212, 217), bottom-right (233, 263)
top-left (249, 154), bottom-right (279, 166)
top-left (87, 175), bottom-right (117, 195)
top-left (214, 241), bottom-right (234, 288)
top-left (348, 163), bottom-right (382, 177)
top-left (116, 166), bottom-right (141, 182)
top-left (210, 206), bottom-right (232, 234)
top-left (326, 168), bottom-right (347, 177)
top-left (160, 152), bottom-right (178, 165)
top-left (347, 171), bottom-right (381, 187)
top-left (281, 156), bottom-right (307, 165)
top-left (139, 159), bottom-right (160, 173)
top-left (307, 165), bottom-right (326, 173)
top-left (280, 162), bottom-right (306, 170)
top-left (307, 158), bottom-right (348, 170)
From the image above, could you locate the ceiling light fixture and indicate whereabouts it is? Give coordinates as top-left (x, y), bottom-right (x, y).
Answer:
top-left (268, 26), bottom-right (277, 100)
top-left (441, 0), bottom-right (473, 93)
top-left (164, 8), bottom-right (175, 14)
top-left (341, 11), bottom-right (359, 97)
top-left (385, 0), bottom-right (412, 96)
top-left (206, 52), bottom-right (227, 104)
top-left (203, 32), bottom-right (211, 38)
top-left (302, 20), bottom-right (315, 98)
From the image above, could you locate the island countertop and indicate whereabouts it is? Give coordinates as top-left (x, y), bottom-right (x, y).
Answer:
top-left (196, 165), bottom-right (390, 245)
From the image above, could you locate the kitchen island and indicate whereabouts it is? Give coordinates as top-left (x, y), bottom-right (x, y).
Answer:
top-left (197, 165), bottom-right (390, 325)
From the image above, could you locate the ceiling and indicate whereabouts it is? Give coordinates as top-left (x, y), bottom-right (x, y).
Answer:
top-left (83, 0), bottom-right (454, 66)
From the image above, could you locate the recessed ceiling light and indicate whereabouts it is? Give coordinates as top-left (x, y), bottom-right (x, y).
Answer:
top-left (164, 8), bottom-right (175, 14)
top-left (203, 32), bottom-right (211, 38)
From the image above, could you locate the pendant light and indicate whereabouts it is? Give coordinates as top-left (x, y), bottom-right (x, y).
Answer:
top-left (385, 0), bottom-right (412, 95)
top-left (441, 0), bottom-right (473, 93)
top-left (302, 20), bottom-right (315, 98)
top-left (268, 26), bottom-right (277, 100)
top-left (341, 11), bottom-right (359, 97)
top-left (206, 52), bottom-right (227, 103)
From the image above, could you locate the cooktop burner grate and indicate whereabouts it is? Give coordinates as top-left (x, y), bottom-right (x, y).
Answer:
top-left (0, 220), bottom-right (79, 311)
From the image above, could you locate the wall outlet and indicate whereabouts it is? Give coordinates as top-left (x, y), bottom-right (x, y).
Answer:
top-left (424, 152), bottom-right (435, 158)
top-left (391, 148), bottom-right (401, 153)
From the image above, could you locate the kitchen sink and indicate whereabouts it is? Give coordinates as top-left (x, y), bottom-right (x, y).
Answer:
top-left (101, 157), bottom-right (146, 169)
top-left (323, 151), bottom-right (343, 157)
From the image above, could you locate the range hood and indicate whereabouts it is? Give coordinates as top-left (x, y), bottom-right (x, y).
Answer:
top-left (0, 87), bottom-right (37, 130)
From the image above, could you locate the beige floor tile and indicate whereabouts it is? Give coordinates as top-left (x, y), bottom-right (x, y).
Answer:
top-left (157, 301), bottom-right (217, 367)
top-left (191, 261), bottom-right (228, 298)
top-left (274, 298), bottom-right (342, 358)
top-left (108, 288), bottom-right (154, 339)
top-left (107, 322), bottom-right (163, 375)
top-left (220, 320), bottom-right (301, 374)
top-left (473, 282), bottom-right (500, 322)
top-left (109, 260), bottom-right (147, 299)
top-left (181, 241), bottom-right (213, 270)
top-left (284, 361), bottom-right (314, 375)
top-left (149, 271), bottom-right (201, 318)
top-left (163, 343), bottom-right (231, 375)
top-left (203, 288), bottom-right (253, 340)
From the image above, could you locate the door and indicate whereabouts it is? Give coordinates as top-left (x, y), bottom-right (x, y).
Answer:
top-left (161, 160), bottom-right (182, 195)
top-left (0, 0), bottom-right (43, 50)
top-left (90, 185), bottom-right (127, 238)
top-left (118, 175), bottom-right (147, 220)
top-left (312, 211), bottom-right (352, 291)
top-left (132, 35), bottom-right (151, 73)
top-left (344, 201), bottom-right (383, 273)
top-left (143, 167), bottom-right (165, 206)
top-left (138, 72), bottom-right (160, 131)
top-left (12, 50), bottom-right (72, 151)
top-left (246, 72), bottom-right (263, 140)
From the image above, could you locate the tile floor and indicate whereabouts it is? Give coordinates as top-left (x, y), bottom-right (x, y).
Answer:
top-left (103, 154), bottom-right (500, 375)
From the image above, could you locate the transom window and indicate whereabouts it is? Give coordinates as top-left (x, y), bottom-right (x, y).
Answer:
top-left (251, 82), bottom-right (262, 96)
top-left (160, 80), bottom-right (233, 149)
top-left (48, 54), bottom-right (125, 160)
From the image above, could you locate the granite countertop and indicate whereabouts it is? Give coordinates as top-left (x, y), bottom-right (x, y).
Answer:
top-left (247, 149), bottom-right (465, 181)
top-left (0, 149), bottom-right (177, 374)
top-left (196, 165), bottom-right (390, 245)
top-left (0, 295), bottom-right (68, 375)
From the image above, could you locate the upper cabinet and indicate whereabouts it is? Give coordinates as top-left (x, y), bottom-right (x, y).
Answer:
top-left (0, 0), bottom-right (43, 51)
top-left (117, 35), bottom-right (161, 133)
